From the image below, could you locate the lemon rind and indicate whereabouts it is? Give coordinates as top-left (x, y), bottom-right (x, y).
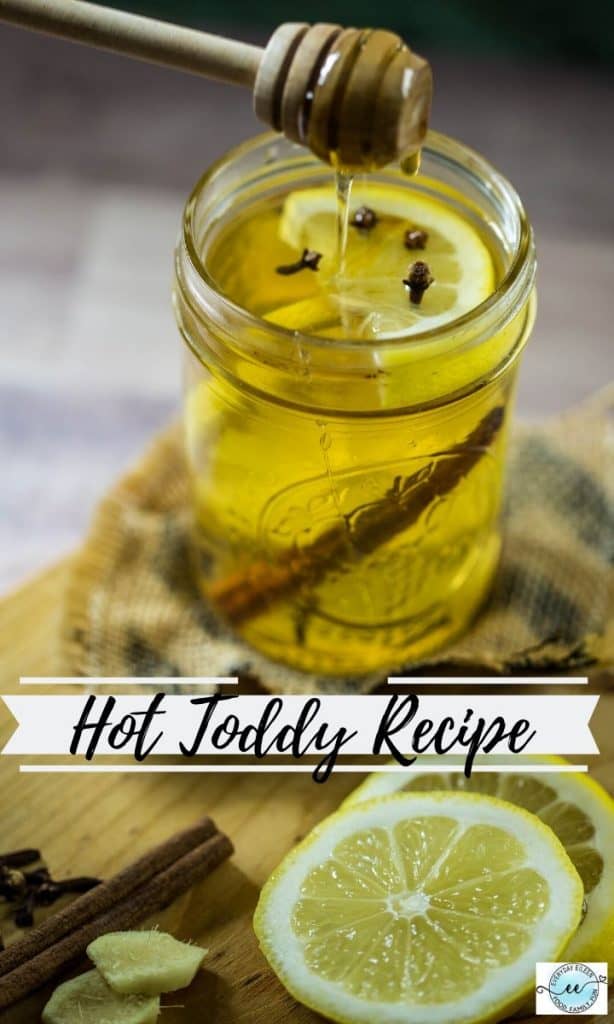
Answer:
top-left (254, 791), bottom-right (583, 1024)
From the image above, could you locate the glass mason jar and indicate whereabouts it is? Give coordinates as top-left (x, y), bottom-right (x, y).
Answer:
top-left (174, 132), bottom-right (536, 676)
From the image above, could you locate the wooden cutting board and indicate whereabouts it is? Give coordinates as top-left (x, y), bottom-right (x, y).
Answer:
top-left (0, 560), bottom-right (612, 1023)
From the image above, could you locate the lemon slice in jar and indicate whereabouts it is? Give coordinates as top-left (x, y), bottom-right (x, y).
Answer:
top-left (254, 792), bottom-right (583, 1024)
top-left (344, 756), bottom-right (614, 965)
top-left (269, 185), bottom-right (496, 339)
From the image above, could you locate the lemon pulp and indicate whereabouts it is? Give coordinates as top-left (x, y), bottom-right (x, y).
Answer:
top-left (346, 758), bottom-right (614, 962)
top-left (254, 793), bottom-right (583, 1024)
top-left (209, 182), bottom-right (497, 340)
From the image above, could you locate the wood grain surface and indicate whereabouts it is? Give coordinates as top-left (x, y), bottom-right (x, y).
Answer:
top-left (0, 562), bottom-right (612, 1022)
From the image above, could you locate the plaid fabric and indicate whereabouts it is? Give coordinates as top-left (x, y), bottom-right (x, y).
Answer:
top-left (62, 389), bottom-right (614, 693)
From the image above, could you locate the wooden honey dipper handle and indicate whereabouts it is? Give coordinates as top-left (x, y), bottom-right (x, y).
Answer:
top-left (0, 1), bottom-right (432, 168)
top-left (0, 0), bottom-right (263, 87)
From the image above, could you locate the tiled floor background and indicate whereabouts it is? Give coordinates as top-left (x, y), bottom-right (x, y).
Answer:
top-left (1, 22), bottom-right (613, 591)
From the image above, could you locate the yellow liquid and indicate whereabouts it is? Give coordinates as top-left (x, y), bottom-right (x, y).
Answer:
top-left (183, 175), bottom-right (526, 675)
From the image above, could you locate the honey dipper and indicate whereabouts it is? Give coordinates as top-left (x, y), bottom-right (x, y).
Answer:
top-left (0, 0), bottom-right (432, 169)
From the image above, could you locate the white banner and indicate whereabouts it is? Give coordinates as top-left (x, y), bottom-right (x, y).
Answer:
top-left (1, 693), bottom-right (599, 772)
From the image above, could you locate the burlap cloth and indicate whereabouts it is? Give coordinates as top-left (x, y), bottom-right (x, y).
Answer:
top-left (62, 389), bottom-right (614, 693)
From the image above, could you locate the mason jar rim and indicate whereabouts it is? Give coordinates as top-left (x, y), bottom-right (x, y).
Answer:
top-left (179, 129), bottom-right (535, 357)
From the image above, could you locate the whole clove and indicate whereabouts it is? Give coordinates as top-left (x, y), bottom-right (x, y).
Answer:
top-left (276, 248), bottom-right (323, 275)
top-left (14, 893), bottom-right (36, 929)
top-left (23, 868), bottom-right (51, 888)
top-left (0, 851), bottom-right (41, 870)
top-left (404, 227), bottom-right (428, 250)
top-left (0, 868), bottom-right (27, 903)
top-left (351, 205), bottom-right (378, 230)
top-left (33, 883), bottom-right (63, 908)
top-left (403, 260), bottom-right (434, 305)
top-left (0, 849), bottom-right (101, 931)
top-left (36, 878), bottom-right (100, 906)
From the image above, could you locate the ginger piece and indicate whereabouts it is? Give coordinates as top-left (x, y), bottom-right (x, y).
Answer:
top-left (42, 970), bottom-right (159, 1024)
top-left (87, 930), bottom-right (207, 995)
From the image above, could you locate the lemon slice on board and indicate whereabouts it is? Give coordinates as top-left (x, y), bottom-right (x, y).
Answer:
top-left (345, 757), bottom-right (614, 964)
top-left (254, 792), bottom-right (583, 1024)
top-left (270, 185), bottom-right (496, 339)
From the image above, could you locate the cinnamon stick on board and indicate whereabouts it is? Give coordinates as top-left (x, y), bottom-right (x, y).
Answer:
top-left (209, 405), bottom-right (505, 623)
top-left (0, 823), bottom-right (233, 1009)
top-left (0, 816), bottom-right (217, 978)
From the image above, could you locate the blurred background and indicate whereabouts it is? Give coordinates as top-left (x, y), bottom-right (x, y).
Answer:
top-left (1, 2), bottom-right (613, 591)
top-left (108, 0), bottom-right (614, 63)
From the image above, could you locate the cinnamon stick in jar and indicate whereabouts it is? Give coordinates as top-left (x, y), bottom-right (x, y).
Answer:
top-left (208, 405), bottom-right (505, 624)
